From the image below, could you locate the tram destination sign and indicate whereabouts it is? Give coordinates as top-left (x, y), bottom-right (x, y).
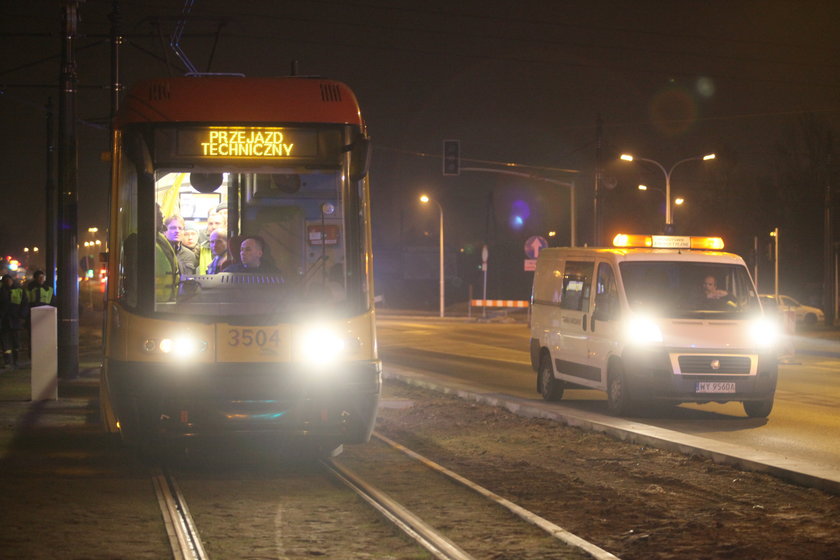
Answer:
top-left (173, 127), bottom-right (320, 160)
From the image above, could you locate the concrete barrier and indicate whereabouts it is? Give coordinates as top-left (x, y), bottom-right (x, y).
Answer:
top-left (30, 306), bottom-right (58, 401)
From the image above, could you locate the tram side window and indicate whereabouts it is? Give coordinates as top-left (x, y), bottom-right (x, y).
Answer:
top-left (117, 157), bottom-right (138, 307)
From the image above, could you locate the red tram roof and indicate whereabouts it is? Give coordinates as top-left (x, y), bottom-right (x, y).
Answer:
top-left (116, 76), bottom-right (364, 128)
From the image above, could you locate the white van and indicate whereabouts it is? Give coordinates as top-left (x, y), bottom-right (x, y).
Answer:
top-left (529, 234), bottom-right (779, 418)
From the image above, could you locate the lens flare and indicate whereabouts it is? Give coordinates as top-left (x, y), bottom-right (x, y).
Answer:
top-left (649, 85), bottom-right (698, 137)
top-left (509, 200), bottom-right (530, 230)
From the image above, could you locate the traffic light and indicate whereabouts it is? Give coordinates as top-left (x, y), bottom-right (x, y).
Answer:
top-left (442, 139), bottom-right (460, 176)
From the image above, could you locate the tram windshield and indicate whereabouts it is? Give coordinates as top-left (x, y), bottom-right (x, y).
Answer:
top-left (115, 125), bottom-right (369, 319)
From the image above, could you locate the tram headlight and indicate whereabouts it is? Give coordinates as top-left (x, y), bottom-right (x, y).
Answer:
top-left (299, 325), bottom-right (346, 368)
top-left (146, 336), bottom-right (206, 359)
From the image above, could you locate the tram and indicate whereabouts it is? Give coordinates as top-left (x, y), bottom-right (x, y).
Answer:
top-left (100, 76), bottom-right (380, 453)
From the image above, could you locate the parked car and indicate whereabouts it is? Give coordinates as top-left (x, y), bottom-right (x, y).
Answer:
top-left (759, 294), bottom-right (824, 325)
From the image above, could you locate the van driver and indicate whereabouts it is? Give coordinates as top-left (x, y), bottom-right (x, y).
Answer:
top-left (699, 275), bottom-right (732, 309)
top-left (702, 275), bottom-right (728, 300)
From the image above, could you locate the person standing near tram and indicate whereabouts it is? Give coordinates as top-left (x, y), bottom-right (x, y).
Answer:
top-left (0, 274), bottom-right (29, 369)
top-left (163, 214), bottom-right (198, 276)
top-left (27, 270), bottom-right (55, 308)
top-left (206, 229), bottom-right (231, 274)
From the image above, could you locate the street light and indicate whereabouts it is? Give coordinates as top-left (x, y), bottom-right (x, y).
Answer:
top-left (420, 194), bottom-right (445, 318)
top-left (621, 152), bottom-right (715, 230)
top-left (637, 185), bottom-right (686, 227)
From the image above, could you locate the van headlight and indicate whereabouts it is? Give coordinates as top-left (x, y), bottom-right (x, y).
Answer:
top-left (749, 317), bottom-right (779, 348)
top-left (624, 314), bottom-right (663, 345)
top-left (299, 325), bottom-right (347, 367)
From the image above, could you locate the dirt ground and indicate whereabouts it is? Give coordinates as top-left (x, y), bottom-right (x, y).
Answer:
top-left (2, 316), bottom-right (839, 559)
top-left (373, 380), bottom-right (840, 560)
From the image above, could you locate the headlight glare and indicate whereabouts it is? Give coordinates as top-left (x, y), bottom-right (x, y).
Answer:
top-left (749, 317), bottom-right (779, 348)
top-left (299, 325), bottom-right (346, 367)
top-left (156, 336), bottom-right (205, 358)
top-left (625, 314), bottom-right (663, 345)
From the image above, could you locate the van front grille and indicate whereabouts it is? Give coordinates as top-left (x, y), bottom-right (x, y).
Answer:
top-left (677, 355), bottom-right (752, 375)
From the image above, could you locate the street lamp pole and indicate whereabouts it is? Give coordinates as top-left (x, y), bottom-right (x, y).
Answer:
top-left (420, 195), bottom-right (445, 318)
top-left (637, 185), bottom-right (685, 227)
top-left (621, 153), bottom-right (715, 231)
top-left (771, 227), bottom-right (779, 299)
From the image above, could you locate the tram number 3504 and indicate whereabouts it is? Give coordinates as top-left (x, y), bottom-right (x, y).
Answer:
top-left (227, 328), bottom-right (281, 348)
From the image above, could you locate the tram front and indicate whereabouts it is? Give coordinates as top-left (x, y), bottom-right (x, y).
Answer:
top-left (102, 94), bottom-right (380, 452)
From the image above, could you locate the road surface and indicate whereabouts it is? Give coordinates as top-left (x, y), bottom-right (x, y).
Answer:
top-left (377, 315), bottom-right (840, 476)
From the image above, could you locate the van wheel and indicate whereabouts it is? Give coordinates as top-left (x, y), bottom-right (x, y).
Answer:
top-left (538, 353), bottom-right (564, 401)
top-left (743, 398), bottom-right (774, 418)
top-left (607, 362), bottom-right (634, 416)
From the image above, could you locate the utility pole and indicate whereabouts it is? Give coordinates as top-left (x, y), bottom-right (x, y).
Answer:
top-left (593, 114), bottom-right (603, 246)
top-left (110, 0), bottom-right (122, 122)
top-left (753, 235), bottom-right (759, 293)
top-left (772, 228), bottom-right (779, 299)
top-left (107, 0), bottom-right (122, 262)
top-left (58, 0), bottom-right (81, 379)
top-left (824, 170), bottom-right (835, 326)
top-left (45, 97), bottom-right (57, 293)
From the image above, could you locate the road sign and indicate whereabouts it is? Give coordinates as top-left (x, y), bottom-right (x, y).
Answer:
top-left (524, 236), bottom-right (548, 259)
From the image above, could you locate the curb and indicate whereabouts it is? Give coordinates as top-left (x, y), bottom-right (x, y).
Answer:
top-left (382, 364), bottom-right (840, 496)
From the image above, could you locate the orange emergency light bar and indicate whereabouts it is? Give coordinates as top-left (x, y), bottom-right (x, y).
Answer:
top-left (612, 234), bottom-right (652, 248)
top-left (613, 234), bottom-right (724, 250)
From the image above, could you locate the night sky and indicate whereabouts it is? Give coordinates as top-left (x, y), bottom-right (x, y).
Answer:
top-left (2, 1), bottom-right (839, 304)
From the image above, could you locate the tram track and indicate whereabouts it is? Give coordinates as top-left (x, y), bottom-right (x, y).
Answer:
top-left (150, 429), bottom-right (619, 560)
top-left (151, 469), bottom-right (208, 560)
top-left (329, 431), bottom-right (620, 560)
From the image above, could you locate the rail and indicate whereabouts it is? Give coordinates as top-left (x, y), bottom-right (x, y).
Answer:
top-left (152, 468), bottom-right (208, 560)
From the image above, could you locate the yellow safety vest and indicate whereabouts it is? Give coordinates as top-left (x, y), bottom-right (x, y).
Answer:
top-left (198, 245), bottom-right (213, 275)
top-left (10, 287), bottom-right (24, 305)
top-left (29, 285), bottom-right (53, 305)
top-left (155, 234), bottom-right (180, 302)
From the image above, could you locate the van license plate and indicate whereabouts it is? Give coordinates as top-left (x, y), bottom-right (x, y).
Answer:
top-left (696, 382), bottom-right (736, 393)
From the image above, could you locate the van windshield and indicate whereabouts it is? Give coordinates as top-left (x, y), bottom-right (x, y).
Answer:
top-left (619, 261), bottom-right (760, 319)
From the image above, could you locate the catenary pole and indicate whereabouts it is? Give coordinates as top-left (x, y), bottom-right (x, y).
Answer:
top-left (58, 0), bottom-right (80, 378)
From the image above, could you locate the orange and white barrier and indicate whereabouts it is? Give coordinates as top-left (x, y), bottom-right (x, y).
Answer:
top-left (470, 299), bottom-right (529, 308)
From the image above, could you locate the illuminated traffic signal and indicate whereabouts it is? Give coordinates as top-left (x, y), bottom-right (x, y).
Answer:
top-left (442, 139), bottom-right (460, 176)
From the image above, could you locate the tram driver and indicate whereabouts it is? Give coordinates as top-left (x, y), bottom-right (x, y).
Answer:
top-left (225, 236), bottom-right (280, 275)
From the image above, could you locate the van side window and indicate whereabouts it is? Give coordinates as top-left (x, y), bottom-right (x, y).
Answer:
top-left (560, 261), bottom-right (594, 312)
top-left (595, 262), bottom-right (619, 320)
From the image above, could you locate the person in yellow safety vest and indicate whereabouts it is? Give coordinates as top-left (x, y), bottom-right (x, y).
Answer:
top-left (0, 274), bottom-right (29, 368)
top-left (155, 231), bottom-right (180, 302)
top-left (182, 222), bottom-right (212, 274)
top-left (27, 270), bottom-right (56, 307)
top-left (197, 209), bottom-right (227, 273)
top-left (153, 202), bottom-right (180, 302)
top-left (198, 244), bottom-right (213, 275)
